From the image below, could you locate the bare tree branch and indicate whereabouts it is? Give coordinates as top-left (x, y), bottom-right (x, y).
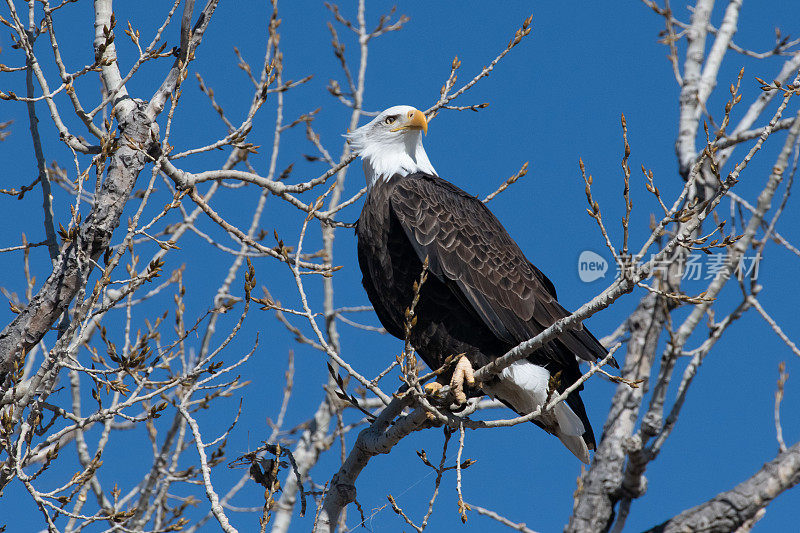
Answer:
top-left (645, 442), bottom-right (800, 533)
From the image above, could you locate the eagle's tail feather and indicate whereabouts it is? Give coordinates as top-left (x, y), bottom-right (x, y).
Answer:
top-left (483, 360), bottom-right (593, 464)
top-left (554, 402), bottom-right (591, 464)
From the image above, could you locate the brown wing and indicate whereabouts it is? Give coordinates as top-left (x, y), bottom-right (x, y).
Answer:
top-left (389, 173), bottom-right (607, 366)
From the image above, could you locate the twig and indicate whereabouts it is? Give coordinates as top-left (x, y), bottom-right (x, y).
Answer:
top-left (774, 362), bottom-right (788, 453)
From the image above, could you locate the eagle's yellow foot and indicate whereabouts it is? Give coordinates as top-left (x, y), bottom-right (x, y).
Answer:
top-left (424, 381), bottom-right (444, 395)
top-left (423, 382), bottom-right (444, 422)
top-left (450, 355), bottom-right (476, 405)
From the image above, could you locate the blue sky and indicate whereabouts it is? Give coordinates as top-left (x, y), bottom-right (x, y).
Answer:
top-left (1, 1), bottom-right (799, 531)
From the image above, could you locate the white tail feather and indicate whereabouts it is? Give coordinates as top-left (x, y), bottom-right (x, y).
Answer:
top-left (556, 431), bottom-right (591, 464)
top-left (554, 401), bottom-right (585, 437)
top-left (554, 403), bottom-right (590, 464)
top-left (482, 361), bottom-right (590, 463)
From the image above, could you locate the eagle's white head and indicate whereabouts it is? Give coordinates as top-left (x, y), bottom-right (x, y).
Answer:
top-left (345, 105), bottom-right (437, 187)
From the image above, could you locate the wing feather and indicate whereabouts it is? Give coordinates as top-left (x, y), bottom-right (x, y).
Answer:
top-left (388, 173), bottom-right (607, 366)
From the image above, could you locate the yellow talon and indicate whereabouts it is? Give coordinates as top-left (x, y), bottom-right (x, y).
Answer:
top-left (424, 382), bottom-right (444, 395)
top-left (450, 356), bottom-right (475, 405)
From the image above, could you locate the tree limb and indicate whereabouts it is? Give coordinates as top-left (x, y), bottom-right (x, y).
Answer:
top-left (313, 394), bottom-right (426, 532)
top-left (0, 100), bottom-right (157, 382)
top-left (645, 442), bottom-right (800, 533)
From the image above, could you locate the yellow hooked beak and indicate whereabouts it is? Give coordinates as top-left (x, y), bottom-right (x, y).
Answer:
top-left (391, 108), bottom-right (428, 135)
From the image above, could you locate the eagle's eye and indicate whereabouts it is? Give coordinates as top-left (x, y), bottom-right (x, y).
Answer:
top-left (384, 116), bottom-right (397, 125)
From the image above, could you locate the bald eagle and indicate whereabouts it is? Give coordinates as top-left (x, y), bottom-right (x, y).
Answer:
top-left (350, 106), bottom-right (612, 463)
